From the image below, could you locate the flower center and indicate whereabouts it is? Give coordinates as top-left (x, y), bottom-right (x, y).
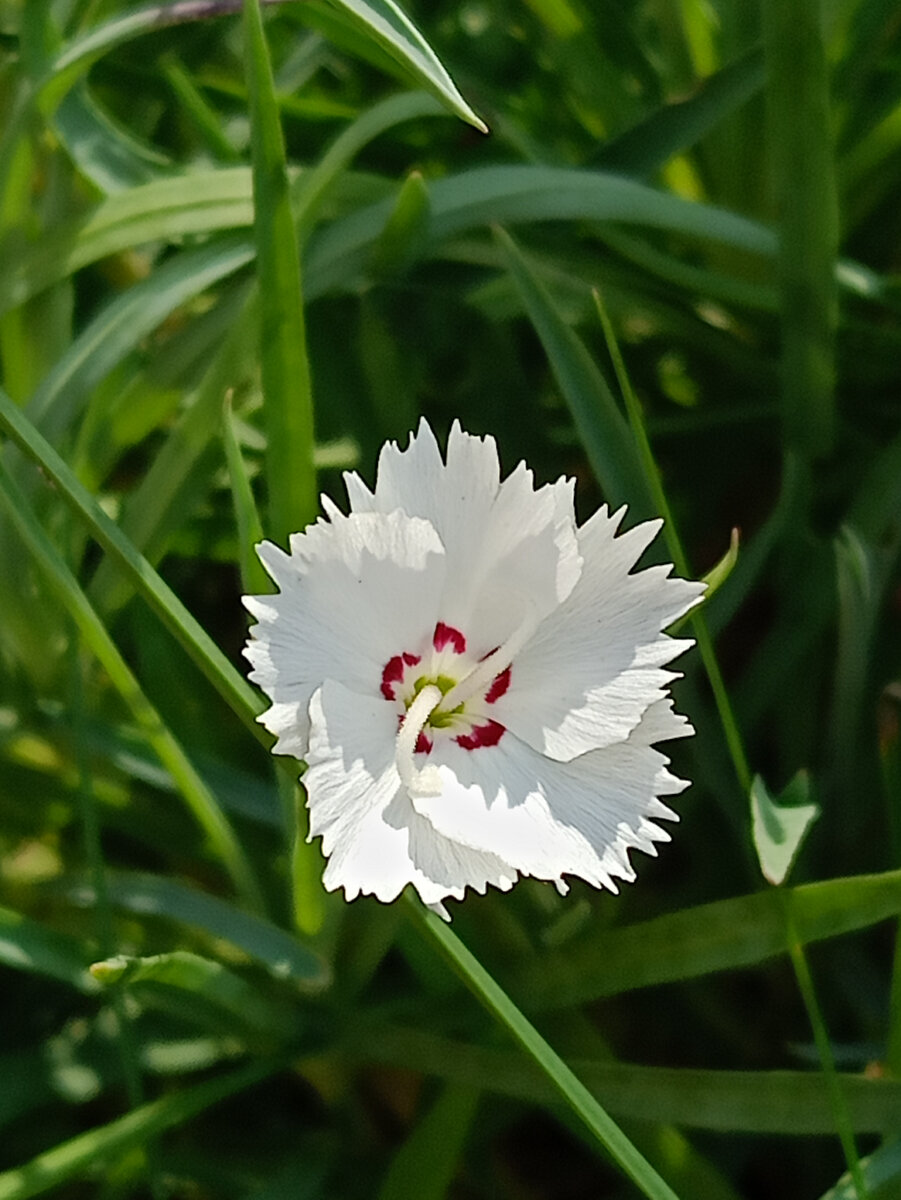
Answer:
top-left (382, 620), bottom-right (521, 797)
top-left (381, 622), bottom-right (511, 755)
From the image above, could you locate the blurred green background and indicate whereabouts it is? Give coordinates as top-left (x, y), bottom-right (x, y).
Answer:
top-left (0, 0), bottom-right (899, 1196)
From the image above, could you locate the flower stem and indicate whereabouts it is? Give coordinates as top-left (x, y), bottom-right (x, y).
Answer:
top-left (594, 289), bottom-right (752, 794)
top-left (781, 891), bottom-right (868, 1199)
top-left (406, 897), bottom-right (682, 1200)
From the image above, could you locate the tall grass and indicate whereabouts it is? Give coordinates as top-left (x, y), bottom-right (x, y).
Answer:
top-left (0, 1), bottom-right (899, 1197)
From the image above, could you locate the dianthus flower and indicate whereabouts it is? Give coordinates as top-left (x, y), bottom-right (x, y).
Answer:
top-left (244, 420), bottom-right (703, 918)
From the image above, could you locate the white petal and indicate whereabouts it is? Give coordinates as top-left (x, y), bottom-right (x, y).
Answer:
top-left (344, 418), bottom-right (582, 654)
top-left (414, 700), bottom-right (688, 893)
top-left (496, 505), bottom-right (705, 760)
top-left (243, 510), bottom-right (446, 756)
top-left (304, 682), bottom-right (519, 906)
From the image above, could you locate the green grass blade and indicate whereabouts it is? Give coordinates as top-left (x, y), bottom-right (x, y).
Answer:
top-left (91, 951), bottom-right (294, 1041)
top-left (62, 871), bottom-right (328, 989)
top-left (406, 899), bottom-right (682, 1200)
top-left (495, 227), bottom-right (654, 516)
top-left (511, 868), bottom-right (901, 1009)
top-left (0, 386), bottom-right (263, 739)
top-left (377, 1083), bottom-right (479, 1200)
top-left (763, 0), bottom-right (839, 458)
top-left (27, 237), bottom-right (254, 444)
top-left (314, 0), bottom-right (487, 132)
top-left (47, 0), bottom-right (484, 131)
top-left (223, 390), bottom-right (268, 596)
top-left (595, 47), bottom-right (765, 177)
top-left (243, 0), bottom-right (317, 545)
top-left (360, 1027), bottom-right (901, 1135)
top-left (0, 1058), bottom-right (277, 1200)
top-left (0, 906), bottom-right (98, 994)
top-left (0, 455), bottom-right (264, 913)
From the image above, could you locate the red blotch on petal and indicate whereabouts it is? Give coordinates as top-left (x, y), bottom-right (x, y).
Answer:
top-left (415, 731), bottom-right (433, 754)
top-left (484, 666), bottom-right (511, 704)
top-left (456, 720), bottom-right (505, 751)
top-left (380, 652), bottom-right (420, 700)
top-left (434, 622), bottom-right (466, 654)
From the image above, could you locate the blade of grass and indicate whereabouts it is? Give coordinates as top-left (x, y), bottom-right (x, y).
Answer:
top-left (763, 0), bottom-right (839, 459)
top-left (355, 1025), bottom-right (901, 1135)
top-left (243, 0), bottom-right (317, 545)
top-left (0, 385), bottom-right (264, 740)
top-left (0, 455), bottom-right (264, 914)
top-left (404, 898), bottom-right (682, 1200)
top-left (495, 227), bottom-right (654, 517)
top-left (0, 1057), bottom-right (278, 1200)
top-left (593, 287), bottom-right (752, 794)
top-left (511, 867), bottom-right (901, 1009)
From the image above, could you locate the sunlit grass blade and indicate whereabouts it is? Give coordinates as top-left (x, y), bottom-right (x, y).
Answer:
top-left (405, 899), bottom-right (682, 1200)
top-left (763, 0), bottom-right (839, 459)
top-left (593, 287), bottom-right (753, 795)
top-left (0, 385), bottom-right (263, 738)
top-left (46, 0), bottom-right (485, 131)
top-left (243, 0), bottom-right (317, 545)
top-left (0, 1057), bottom-right (278, 1200)
top-left (0, 455), bottom-right (264, 913)
top-left (27, 238), bottom-right (254, 444)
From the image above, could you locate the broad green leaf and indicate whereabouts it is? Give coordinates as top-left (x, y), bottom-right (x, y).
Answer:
top-left (2, 165), bottom-right (887, 320)
top-left (751, 772), bottom-right (820, 886)
top-left (0, 1058), bottom-right (277, 1200)
top-left (359, 1026), bottom-right (901, 1136)
top-left (243, 0), bottom-right (317, 544)
top-left (405, 899), bottom-right (682, 1200)
top-left (511, 868), bottom-right (901, 1010)
top-left (91, 951), bottom-right (293, 1042)
top-left (62, 872), bottom-right (328, 990)
top-left (0, 906), bottom-right (97, 994)
top-left (496, 226), bottom-right (654, 515)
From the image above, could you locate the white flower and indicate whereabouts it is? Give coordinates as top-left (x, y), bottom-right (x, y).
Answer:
top-left (244, 420), bottom-right (704, 918)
